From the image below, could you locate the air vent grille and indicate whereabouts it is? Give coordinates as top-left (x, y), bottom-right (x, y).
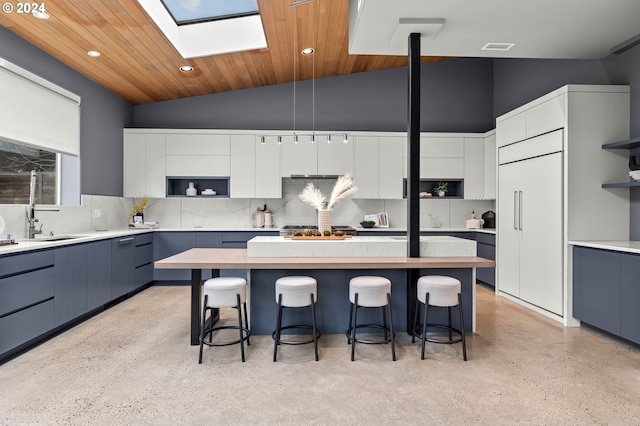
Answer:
top-left (481, 42), bottom-right (515, 51)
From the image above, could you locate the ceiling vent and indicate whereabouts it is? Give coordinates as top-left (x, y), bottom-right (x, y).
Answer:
top-left (482, 42), bottom-right (515, 51)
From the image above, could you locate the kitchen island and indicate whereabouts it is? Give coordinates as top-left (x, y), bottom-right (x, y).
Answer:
top-left (154, 236), bottom-right (494, 345)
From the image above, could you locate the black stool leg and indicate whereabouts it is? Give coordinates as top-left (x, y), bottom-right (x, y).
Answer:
top-left (199, 295), bottom-right (208, 364)
top-left (448, 306), bottom-right (453, 341)
top-left (273, 294), bottom-right (283, 362)
top-left (382, 306), bottom-right (388, 341)
top-left (243, 302), bottom-right (251, 346)
top-left (387, 293), bottom-right (396, 361)
top-left (412, 296), bottom-right (421, 344)
top-left (347, 301), bottom-right (354, 344)
top-left (236, 294), bottom-right (245, 362)
top-left (421, 292), bottom-right (429, 360)
top-left (351, 293), bottom-right (358, 361)
top-left (310, 293), bottom-right (319, 361)
top-left (458, 293), bottom-right (467, 361)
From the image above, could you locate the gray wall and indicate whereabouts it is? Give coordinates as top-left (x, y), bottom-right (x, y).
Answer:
top-left (133, 58), bottom-right (495, 133)
top-left (0, 26), bottom-right (133, 197)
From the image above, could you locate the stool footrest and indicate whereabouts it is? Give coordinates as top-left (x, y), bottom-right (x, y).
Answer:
top-left (272, 325), bottom-right (321, 345)
top-left (413, 324), bottom-right (463, 345)
top-left (346, 324), bottom-right (394, 345)
top-left (202, 325), bottom-right (251, 347)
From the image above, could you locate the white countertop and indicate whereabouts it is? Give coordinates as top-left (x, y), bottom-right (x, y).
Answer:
top-left (247, 235), bottom-right (477, 258)
top-left (0, 229), bottom-right (153, 255)
top-left (569, 240), bottom-right (640, 255)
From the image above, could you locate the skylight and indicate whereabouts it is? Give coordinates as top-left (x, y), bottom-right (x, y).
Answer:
top-left (160, 0), bottom-right (259, 26)
top-left (137, 0), bottom-right (267, 58)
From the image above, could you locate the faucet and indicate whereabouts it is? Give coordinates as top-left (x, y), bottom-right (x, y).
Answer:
top-left (27, 170), bottom-right (43, 239)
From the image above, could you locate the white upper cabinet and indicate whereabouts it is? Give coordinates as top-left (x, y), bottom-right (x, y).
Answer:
top-left (483, 131), bottom-right (496, 200)
top-left (165, 133), bottom-right (230, 176)
top-left (255, 139), bottom-right (281, 198)
top-left (123, 133), bottom-right (166, 198)
top-left (403, 136), bottom-right (464, 179)
top-left (353, 136), bottom-right (379, 199)
top-left (280, 135), bottom-right (317, 176)
top-left (378, 136), bottom-right (404, 199)
top-left (463, 137), bottom-right (484, 199)
top-left (317, 136), bottom-right (354, 176)
top-left (230, 134), bottom-right (256, 198)
top-left (497, 93), bottom-right (565, 147)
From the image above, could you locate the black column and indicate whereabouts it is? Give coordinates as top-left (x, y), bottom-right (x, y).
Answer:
top-left (407, 33), bottom-right (420, 257)
top-left (407, 33), bottom-right (421, 332)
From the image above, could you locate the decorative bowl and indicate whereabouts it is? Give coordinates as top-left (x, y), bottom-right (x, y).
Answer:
top-left (360, 220), bottom-right (376, 228)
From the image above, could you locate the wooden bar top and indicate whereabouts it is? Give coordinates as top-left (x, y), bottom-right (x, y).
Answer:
top-left (154, 248), bottom-right (495, 270)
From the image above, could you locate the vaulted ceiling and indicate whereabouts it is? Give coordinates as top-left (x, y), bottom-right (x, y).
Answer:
top-left (0, 0), bottom-right (451, 105)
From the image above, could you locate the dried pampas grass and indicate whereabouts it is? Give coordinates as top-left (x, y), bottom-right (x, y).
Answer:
top-left (298, 174), bottom-right (357, 210)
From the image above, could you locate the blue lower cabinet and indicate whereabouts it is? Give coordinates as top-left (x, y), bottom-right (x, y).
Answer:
top-left (0, 300), bottom-right (55, 355)
top-left (572, 246), bottom-right (621, 335)
top-left (54, 244), bottom-right (88, 327)
top-left (620, 253), bottom-right (640, 343)
top-left (87, 240), bottom-right (112, 311)
top-left (112, 236), bottom-right (135, 298)
top-left (153, 232), bottom-right (196, 282)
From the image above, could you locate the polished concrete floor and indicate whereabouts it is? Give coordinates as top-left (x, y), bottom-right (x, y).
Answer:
top-left (1, 284), bottom-right (639, 425)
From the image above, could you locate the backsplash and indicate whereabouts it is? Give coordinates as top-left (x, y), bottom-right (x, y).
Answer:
top-left (0, 179), bottom-right (495, 238)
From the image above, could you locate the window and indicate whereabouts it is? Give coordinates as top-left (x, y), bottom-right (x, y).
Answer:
top-left (0, 140), bottom-right (57, 205)
top-left (160, 0), bottom-right (259, 25)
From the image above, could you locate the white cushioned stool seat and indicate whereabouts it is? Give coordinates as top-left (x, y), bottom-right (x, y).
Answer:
top-left (413, 275), bottom-right (466, 361)
top-left (204, 277), bottom-right (247, 308)
top-left (417, 275), bottom-right (461, 307)
top-left (199, 277), bottom-right (250, 364)
top-left (273, 276), bottom-right (321, 361)
top-left (349, 276), bottom-right (391, 307)
top-left (275, 276), bottom-right (318, 307)
top-left (347, 276), bottom-right (395, 361)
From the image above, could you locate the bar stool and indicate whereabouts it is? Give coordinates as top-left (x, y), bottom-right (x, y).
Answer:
top-left (198, 277), bottom-right (251, 364)
top-left (346, 276), bottom-right (396, 361)
top-left (412, 275), bottom-right (467, 361)
top-left (273, 276), bottom-right (321, 362)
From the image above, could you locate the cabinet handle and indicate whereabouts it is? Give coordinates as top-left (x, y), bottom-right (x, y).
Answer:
top-left (518, 190), bottom-right (523, 230)
top-left (118, 237), bottom-right (134, 244)
top-left (514, 191), bottom-right (518, 230)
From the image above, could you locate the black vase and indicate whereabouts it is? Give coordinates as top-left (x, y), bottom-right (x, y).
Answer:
top-left (481, 210), bottom-right (495, 228)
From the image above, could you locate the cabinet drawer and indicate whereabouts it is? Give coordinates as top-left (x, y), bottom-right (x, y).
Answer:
top-left (477, 243), bottom-right (495, 260)
top-left (0, 299), bottom-right (55, 354)
top-left (475, 232), bottom-right (495, 245)
top-left (0, 267), bottom-right (54, 316)
top-left (0, 250), bottom-right (54, 278)
top-left (135, 244), bottom-right (153, 267)
top-left (135, 233), bottom-right (153, 246)
top-left (165, 155), bottom-right (230, 176)
top-left (135, 263), bottom-right (153, 286)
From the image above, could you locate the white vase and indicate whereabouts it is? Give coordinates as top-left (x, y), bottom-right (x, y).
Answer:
top-left (318, 209), bottom-right (331, 234)
top-left (438, 191), bottom-right (445, 197)
top-left (186, 182), bottom-right (197, 196)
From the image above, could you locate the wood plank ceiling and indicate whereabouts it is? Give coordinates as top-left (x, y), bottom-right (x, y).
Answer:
top-left (0, 0), bottom-right (452, 105)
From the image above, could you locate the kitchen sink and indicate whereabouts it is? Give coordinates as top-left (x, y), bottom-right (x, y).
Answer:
top-left (33, 235), bottom-right (82, 242)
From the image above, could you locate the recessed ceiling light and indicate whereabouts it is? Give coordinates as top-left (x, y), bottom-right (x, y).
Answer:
top-left (481, 42), bottom-right (515, 51)
top-left (33, 11), bottom-right (50, 19)
top-left (87, 50), bottom-right (101, 57)
top-left (179, 65), bottom-right (194, 72)
top-left (301, 47), bottom-right (315, 55)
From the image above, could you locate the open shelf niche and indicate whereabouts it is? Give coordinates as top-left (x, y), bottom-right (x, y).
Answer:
top-left (166, 176), bottom-right (230, 197)
top-left (402, 179), bottom-right (464, 199)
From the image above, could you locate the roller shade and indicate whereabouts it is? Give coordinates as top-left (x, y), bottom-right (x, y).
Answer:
top-left (0, 58), bottom-right (80, 156)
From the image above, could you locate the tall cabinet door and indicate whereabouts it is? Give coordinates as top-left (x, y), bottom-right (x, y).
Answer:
top-left (497, 161), bottom-right (521, 297)
top-left (519, 152), bottom-right (563, 315)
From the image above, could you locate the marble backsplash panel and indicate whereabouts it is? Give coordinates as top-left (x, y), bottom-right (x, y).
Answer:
top-left (0, 179), bottom-right (495, 237)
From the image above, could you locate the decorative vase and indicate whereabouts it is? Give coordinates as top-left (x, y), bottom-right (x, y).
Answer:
top-left (438, 191), bottom-right (445, 197)
top-left (186, 182), bottom-right (197, 196)
top-left (318, 209), bottom-right (331, 234)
